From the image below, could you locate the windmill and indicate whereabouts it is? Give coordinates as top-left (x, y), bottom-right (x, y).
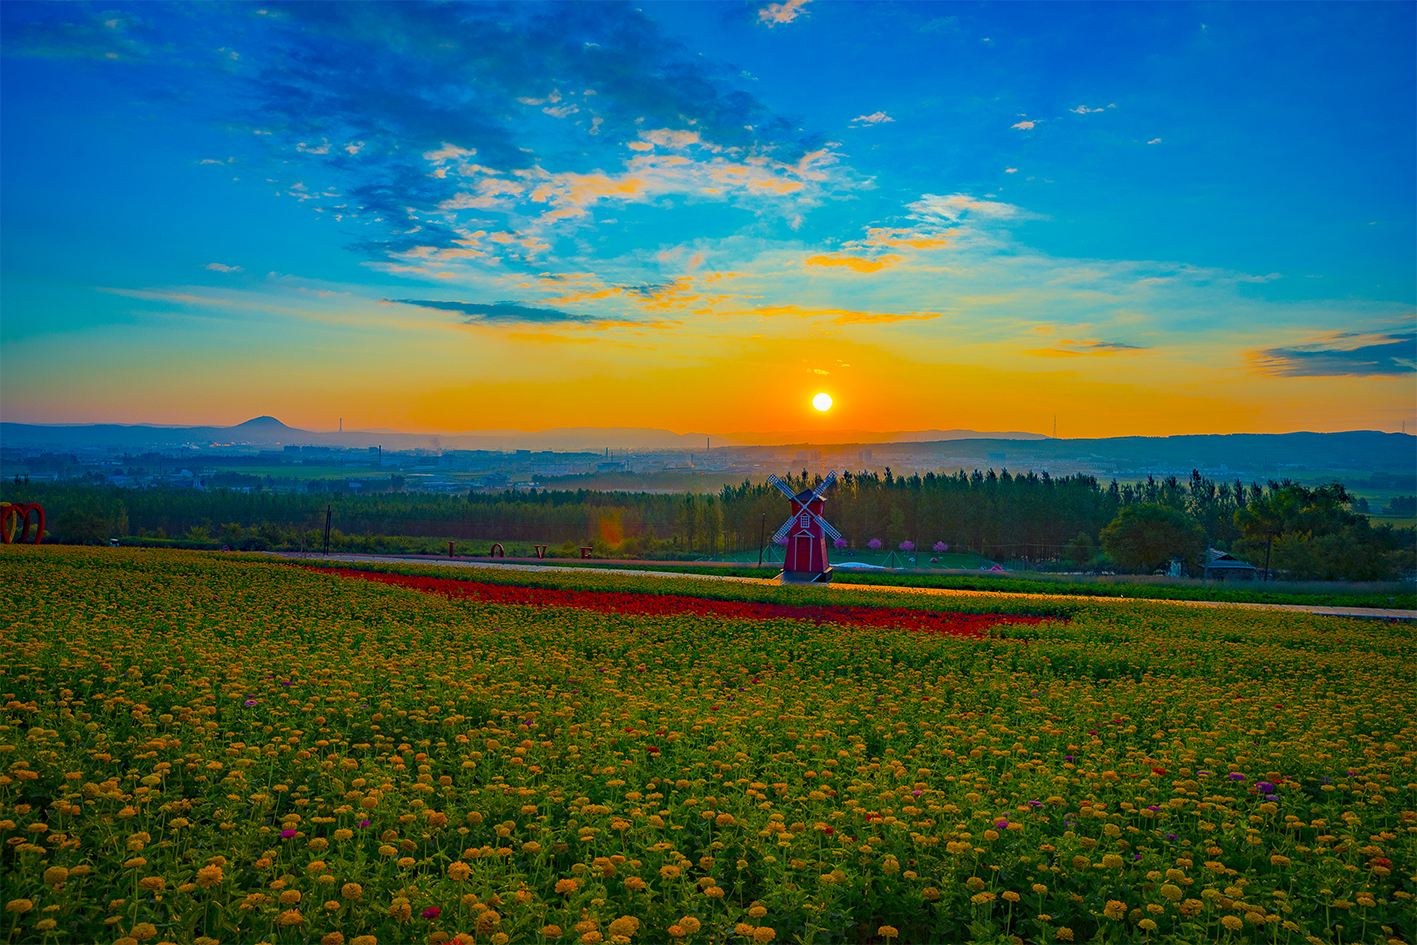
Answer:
top-left (767, 470), bottom-right (839, 583)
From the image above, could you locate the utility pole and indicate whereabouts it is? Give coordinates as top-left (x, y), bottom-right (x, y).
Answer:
top-left (758, 513), bottom-right (766, 568)
top-left (322, 505), bottom-right (332, 556)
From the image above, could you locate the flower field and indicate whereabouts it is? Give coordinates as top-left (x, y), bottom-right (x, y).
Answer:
top-left (1, 547), bottom-right (1413, 945)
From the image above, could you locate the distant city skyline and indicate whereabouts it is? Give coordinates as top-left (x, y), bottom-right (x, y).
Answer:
top-left (2, 2), bottom-right (1413, 436)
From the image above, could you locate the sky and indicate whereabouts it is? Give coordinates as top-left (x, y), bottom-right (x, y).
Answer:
top-left (2, 0), bottom-right (1414, 438)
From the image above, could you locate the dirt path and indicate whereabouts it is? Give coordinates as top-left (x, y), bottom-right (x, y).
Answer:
top-left (274, 552), bottom-right (1416, 620)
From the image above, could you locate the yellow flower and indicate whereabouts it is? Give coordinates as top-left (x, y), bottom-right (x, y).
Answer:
top-left (877, 927), bottom-right (899, 941)
top-left (607, 916), bottom-right (639, 938)
top-left (659, 865), bottom-right (681, 880)
top-left (130, 923), bottom-right (157, 941)
top-left (1270, 855), bottom-right (1292, 867)
top-left (321, 934), bottom-right (346, 945)
top-left (279, 889), bottom-right (302, 905)
top-left (1221, 916), bottom-right (1243, 931)
top-left (278, 909), bottom-right (304, 926)
top-left (34, 919), bottom-right (57, 932)
top-left (1160, 884), bottom-right (1183, 902)
top-left (748, 905), bottom-right (768, 919)
top-left (1033, 883), bottom-right (1048, 895)
top-left (667, 928), bottom-right (686, 939)
top-left (43, 866), bottom-right (68, 885)
top-left (1139, 919), bottom-right (1158, 932)
top-left (542, 927), bottom-right (563, 939)
top-left (625, 876), bottom-right (646, 892)
top-left (1103, 900), bottom-right (1127, 921)
top-left (556, 878), bottom-right (580, 894)
top-left (922, 887), bottom-right (941, 901)
top-left (350, 937), bottom-right (378, 945)
top-left (139, 876), bottom-right (166, 892)
top-left (448, 861), bottom-right (472, 881)
top-left (1100, 854), bottom-right (1124, 869)
top-left (753, 929), bottom-right (776, 944)
top-left (8, 898), bottom-right (35, 913)
top-left (196, 865), bottom-right (224, 888)
top-left (715, 813), bottom-right (736, 827)
top-left (679, 918), bottom-right (701, 934)
top-left (377, 845), bottom-right (397, 857)
top-left (1056, 929), bottom-right (1075, 942)
top-left (475, 910), bottom-right (501, 935)
top-left (333, 829), bottom-right (353, 841)
top-left (341, 883), bottom-right (363, 901)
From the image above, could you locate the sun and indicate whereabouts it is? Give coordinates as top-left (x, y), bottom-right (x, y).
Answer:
top-left (812, 392), bottom-right (833, 412)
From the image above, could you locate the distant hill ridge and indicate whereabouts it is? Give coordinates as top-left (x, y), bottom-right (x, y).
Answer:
top-left (1, 418), bottom-right (1412, 470)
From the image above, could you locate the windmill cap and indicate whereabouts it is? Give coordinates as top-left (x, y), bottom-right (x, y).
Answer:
top-left (795, 488), bottom-right (819, 502)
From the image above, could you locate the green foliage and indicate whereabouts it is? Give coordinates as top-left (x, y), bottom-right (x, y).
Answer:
top-left (1100, 503), bottom-right (1206, 574)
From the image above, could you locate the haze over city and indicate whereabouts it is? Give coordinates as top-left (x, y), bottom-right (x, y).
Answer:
top-left (2, 1), bottom-right (1413, 438)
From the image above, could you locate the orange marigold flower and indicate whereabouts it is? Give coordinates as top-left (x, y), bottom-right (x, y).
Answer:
top-left (877, 927), bottom-right (899, 940)
top-left (43, 866), bottom-right (68, 885)
top-left (139, 877), bottom-right (165, 892)
top-left (196, 865), bottom-right (224, 888)
top-left (278, 909), bottom-right (304, 927)
top-left (321, 934), bottom-right (345, 945)
top-left (130, 923), bottom-right (157, 941)
top-left (753, 928), bottom-right (776, 944)
top-left (341, 883), bottom-right (363, 900)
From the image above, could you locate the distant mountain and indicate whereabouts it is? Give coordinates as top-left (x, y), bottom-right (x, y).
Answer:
top-left (1, 419), bottom-right (1412, 472)
top-left (0, 419), bottom-right (1045, 452)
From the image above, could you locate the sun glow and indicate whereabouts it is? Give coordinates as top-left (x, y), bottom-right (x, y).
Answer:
top-left (812, 392), bottom-right (833, 412)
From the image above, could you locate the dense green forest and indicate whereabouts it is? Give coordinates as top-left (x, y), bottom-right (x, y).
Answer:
top-left (4, 468), bottom-right (1413, 579)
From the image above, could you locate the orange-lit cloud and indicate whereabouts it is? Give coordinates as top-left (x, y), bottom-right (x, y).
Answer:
top-left (803, 254), bottom-right (900, 273)
top-left (759, 0), bottom-right (809, 27)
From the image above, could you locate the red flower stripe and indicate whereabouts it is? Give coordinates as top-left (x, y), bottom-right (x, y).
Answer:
top-left (315, 567), bottom-right (1049, 638)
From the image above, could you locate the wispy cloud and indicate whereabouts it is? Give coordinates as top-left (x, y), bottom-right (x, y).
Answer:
top-left (850, 111), bottom-right (894, 126)
top-left (384, 298), bottom-right (596, 325)
top-left (1247, 330), bottom-right (1416, 376)
top-left (909, 193), bottom-right (1030, 223)
top-left (205, 263), bottom-right (243, 273)
top-left (1028, 339), bottom-right (1149, 357)
top-left (1011, 120), bottom-right (1036, 130)
top-left (759, 0), bottom-right (810, 27)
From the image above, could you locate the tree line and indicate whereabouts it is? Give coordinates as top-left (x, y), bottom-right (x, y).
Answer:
top-left (4, 467), bottom-right (1412, 580)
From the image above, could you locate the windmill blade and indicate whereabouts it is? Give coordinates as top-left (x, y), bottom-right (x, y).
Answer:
top-left (766, 474), bottom-right (799, 501)
top-left (813, 513), bottom-right (842, 541)
top-left (770, 517), bottom-right (795, 544)
top-left (809, 469), bottom-right (839, 502)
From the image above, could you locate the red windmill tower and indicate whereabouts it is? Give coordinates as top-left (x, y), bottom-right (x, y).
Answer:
top-left (768, 471), bottom-right (839, 583)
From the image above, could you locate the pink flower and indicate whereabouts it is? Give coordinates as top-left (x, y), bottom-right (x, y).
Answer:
top-left (867, 538), bottom-right (882, 550)
top-left (933, 541), bottom-right (948, 552)
top-left (422, 906), bottom-right (441, 920)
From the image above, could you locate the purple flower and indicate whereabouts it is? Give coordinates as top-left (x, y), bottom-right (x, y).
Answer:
top-left (1064, 755), bottom-right (1076, 763)
top-left (867, 538), bottom-right (882, 550)
top-left (281, 828), bottom-right (297, 839)
top-left (1229, 773), bottom-right (1245, 781)
top-left (1197, 770), bottom-right (1213, 777)
top-left (933, 541), bottom-right (948, 552)
top-left (912, 790), bottom-right (923, 797)
top-left (833, 538), bottom-right (848, 549)
top-left (422, 906), bottom-right (441, 920)
top-left (1265, 794), bottom-right (1279, 801)
top-left (244, 700), bottom-right (257, 707)
top-left (358, 819), bottom-right (371, 827)
top-left (1165, 833), bottom-right (1178, 840)
top-left (994, 820), bottom-right (1009, 829)
top-left (899, 540), bottom-right (915, 551)
top-left (1257, 781), bottom-right (1275, 792)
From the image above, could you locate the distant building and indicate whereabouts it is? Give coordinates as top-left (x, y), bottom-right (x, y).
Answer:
top-left (858, 449), bottom-right (872, 465)
top-left (1203, 547), bottom-right (1257, 581)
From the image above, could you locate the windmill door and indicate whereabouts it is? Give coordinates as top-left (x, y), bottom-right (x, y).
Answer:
top-left (794, 535), bottom-right (813, 571)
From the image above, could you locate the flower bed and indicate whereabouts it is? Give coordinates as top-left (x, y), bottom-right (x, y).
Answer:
top-left (0, 546), bottom-right (1412, 945)
top-left (313, 566), bottom-right (1047, 639)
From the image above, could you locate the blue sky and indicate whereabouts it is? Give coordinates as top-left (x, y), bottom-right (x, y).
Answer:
top-left (2, 1), bottom-right (1413, 436)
